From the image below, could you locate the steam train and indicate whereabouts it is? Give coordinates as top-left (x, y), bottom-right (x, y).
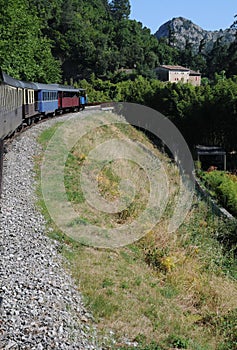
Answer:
top-left (0, 68), bottom-right (87, 140)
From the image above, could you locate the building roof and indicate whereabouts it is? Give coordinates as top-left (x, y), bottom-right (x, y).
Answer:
top-left (189, 69), bottom-right (201, 76)
top-left (159, 65), bottom-right (190, 72)
top-left (157, 65), bottom-right (201, 76)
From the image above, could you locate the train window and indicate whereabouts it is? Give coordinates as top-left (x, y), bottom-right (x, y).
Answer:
top-left (5, 86), bottom-right (8, 111)
top-left (0, 86), bottom-right (2, 107)
top-left (10, 89), bottom-right (12, 108)
top-left (18, 89), bottom-right (22, 106)
top-left (0, 86), bottom-right (3, 108)
top-left (43, 91), bottom-right (49, 101)
top-left (4, 86), bottom-right (6, 109)
top-left (9, 88), bottom-right (11, 109)
top-left (8, 89), bottom-right (10, 108)
top-left (29, 90), bottom-right (33, 104)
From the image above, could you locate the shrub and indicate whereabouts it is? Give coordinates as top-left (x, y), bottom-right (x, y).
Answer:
top-left (217, 309), bottom-right (237, 349)
top-left (200, 171), bottom-right (237, 216)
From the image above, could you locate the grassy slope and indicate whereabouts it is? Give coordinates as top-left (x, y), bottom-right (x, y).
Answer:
top-left (36, 115), bottom-right (237, 350)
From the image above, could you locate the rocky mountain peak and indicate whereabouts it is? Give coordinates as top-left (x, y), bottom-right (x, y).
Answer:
top-left (155, 17), bottom-right (236, 53)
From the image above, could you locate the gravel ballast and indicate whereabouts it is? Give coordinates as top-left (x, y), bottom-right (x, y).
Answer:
top-left (0, 112), bottom-right (101, 349)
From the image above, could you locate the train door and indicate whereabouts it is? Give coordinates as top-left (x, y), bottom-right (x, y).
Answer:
top-left (58, 91), bottom-right (63, 110)
top-left (34, 91), bottom-right (38, 112)
top-left (24, 89), bottom-right (29, 116)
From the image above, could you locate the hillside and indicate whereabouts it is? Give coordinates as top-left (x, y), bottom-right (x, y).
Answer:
top-left (37, 111), bottom-right (237, 350)
top-left (155, 17), bottom-right (236, 53)
top-left (1, 1), bottom-right (237, 82)
top-left (0, 0), bottom-right (174, 82)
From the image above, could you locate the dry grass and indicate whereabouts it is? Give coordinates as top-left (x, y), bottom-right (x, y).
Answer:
top-left (37, 114), bottom-right (237, 349)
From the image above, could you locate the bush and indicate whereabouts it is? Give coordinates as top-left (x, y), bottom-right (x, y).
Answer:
top-left (200, 171), bottom-right (237, 216)
top-left (217, 309), bottom-right (237, 349)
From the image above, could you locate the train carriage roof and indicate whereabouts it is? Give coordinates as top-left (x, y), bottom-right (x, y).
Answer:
top-left (0, 68), bottom-right (86, 92)
top-left (34, 82), bottom-right (85, 93)
top-left (0, 68), bottom-right (37, 90)
top-left (0, 70), bottom-right (23, 88)
top-left (20, 80), bottom-right (37, 90)
top-left (50, 84), bottom-right (85, 92)
top-left (33, 83), bottom-right (59, 91)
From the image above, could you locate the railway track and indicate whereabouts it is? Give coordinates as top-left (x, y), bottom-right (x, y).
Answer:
top-left (0, 110), bottom-right (102, 349)
top-left (0, 103), bottom-right (104, 198)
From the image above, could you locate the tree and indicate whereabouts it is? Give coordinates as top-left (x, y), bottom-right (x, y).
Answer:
top-left (226, 15), bottom-right (237, 77)
top-left (206, 38), bottom-right (228, 78)
top-left (109, 0), bottom-right (131, 20)
top-left (230, 14), bottom-right (237, 29)
top-left (0, 0), bottom-right (61, 82)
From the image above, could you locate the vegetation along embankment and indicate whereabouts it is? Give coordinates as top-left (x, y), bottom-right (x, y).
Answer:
top-left (36, 115), bottom-right (237, 350)
top-left (199, 170), bottom-right (237, 217)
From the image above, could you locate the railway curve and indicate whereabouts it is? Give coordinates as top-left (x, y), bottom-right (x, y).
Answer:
top-left (0, 110), bottom-right (103, 349)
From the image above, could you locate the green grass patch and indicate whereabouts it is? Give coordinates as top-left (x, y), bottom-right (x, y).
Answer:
top-left (37, 122), bottom-right (63, 149)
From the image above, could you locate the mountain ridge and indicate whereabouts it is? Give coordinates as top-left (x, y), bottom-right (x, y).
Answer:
top-left (155, 17), bottom-right (236, 53)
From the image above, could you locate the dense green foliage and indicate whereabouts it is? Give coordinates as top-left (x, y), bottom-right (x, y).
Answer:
top-left (200, 171), bottom-right (237, 217)
top-left (0, 0), bottom-right (179, 81)
top-left (1, 0), bottom-right (236, 82)
top-left (0, 0), bottom-right (61, 82)
top-left (78, 74), bottom-right (237, 151)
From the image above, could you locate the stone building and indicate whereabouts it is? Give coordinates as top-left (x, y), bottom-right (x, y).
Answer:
top-left (155, 65), bottom-right (201, 86)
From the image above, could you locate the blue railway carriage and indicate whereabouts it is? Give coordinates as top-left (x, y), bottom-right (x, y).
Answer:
top-left (0, 70), bottom-right (23, 139)
top-left (34, 83), bottom-right (58, 116)
top-left (79, 89), bottom-right (87, 110)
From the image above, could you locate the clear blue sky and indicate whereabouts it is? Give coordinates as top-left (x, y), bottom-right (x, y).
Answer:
top-left (129, 0), bottom-right (237, 34)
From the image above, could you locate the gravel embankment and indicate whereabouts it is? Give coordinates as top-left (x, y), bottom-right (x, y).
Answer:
top-left (0, 112), bottom-right (101, 349)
